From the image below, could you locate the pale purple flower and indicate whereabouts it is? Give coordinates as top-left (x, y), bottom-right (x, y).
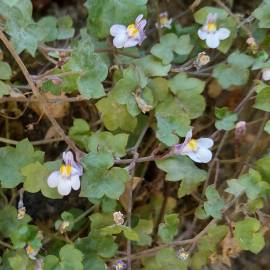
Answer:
top-left (25, 244), bottom-right (40, 260)
top-left (47, 151), bottom-right (83, 196)
top-left (110, 14), bottom-right (147, 48)
top-left (156, 12), bottom-right (172, 29)
top-left (173, 130), bottom-right (214, 163)
top-left (113, 260), bottom-right (127, 270)
top-left (198, 13), bottom-right (230, 49)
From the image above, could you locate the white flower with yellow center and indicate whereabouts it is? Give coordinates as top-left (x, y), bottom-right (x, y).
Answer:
top-left (173, 130), bottom-right (214, 163)
top-left (156, 12), bottom-right (172, 29)
top-left (110, 14), bottom-right (147, 48)
top-left (198, 13), bottom-right (230, 49)
top-left (47, 151), bottom-right (83, 196)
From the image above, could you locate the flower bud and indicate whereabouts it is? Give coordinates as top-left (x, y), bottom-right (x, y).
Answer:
top-left (235, 121), bottom-right (246, 140)
top-left (176, 248), bottom-right (189, 261)
top-left (113, 211), bottom-right (125, 225)
top-left (59, 221), bottom-right (70, 234)
top-left (194, 52), bottom-right (210, 69)
top-left (17, 206), bottom-right (26, 220)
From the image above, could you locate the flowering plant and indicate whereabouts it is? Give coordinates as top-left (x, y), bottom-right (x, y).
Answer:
top-left (0, 0), bottom-right (270, 269)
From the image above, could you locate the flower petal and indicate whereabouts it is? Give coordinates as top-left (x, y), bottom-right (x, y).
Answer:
top-left (197, 138), bottom-right (214, 149)
top-left (57, 178), bottom-right (72, 196)
top-left (182, 129), bottom-right (193, 147)
top-left (113, 33), bottom-right (128, 48)
top-left (216, 27), bottom-right (230, 40)
top-left (71, 175), bottom-right (80, 191)
top-left (135, 14), bottom-right (144, 24)
top-left (198, 29), bottom-right (207, 40)
top-left (71, 163), bottom-right (83, 177)
top-left (194, 147), bottom-right (212, 163)
top-left (137, 19), bottom-right (147, 31)
top-left (205, 33), bottom-right (220, 48)
top-left (185, 151), bottom-right (203, 163)
top-left (63, 151), bottom-right (75, 165)
top-left (262, 68), bottom-right (270, 81)
top-left (124, 37), bottom-right (139, 48)
top-left (110, 24), bottom-right (126, 36)
top-left (47, 171), bottom-right (60, 188)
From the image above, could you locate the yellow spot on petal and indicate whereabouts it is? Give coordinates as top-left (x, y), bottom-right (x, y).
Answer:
top-left (187, 139), bottom-right (198, 151)
top-left (26, 245), bottom-right (34, 254)
top-left (207, 22), bottom-right (217, 32)
top-left (60, 164), bottom-right (72, 177)
top-left (127, 23), bottom-right (139, 37)
top-left (160, 16), bottom-right (168, 25)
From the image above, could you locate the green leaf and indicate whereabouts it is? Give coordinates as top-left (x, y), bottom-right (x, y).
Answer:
top-left (0, 0), bottom-right (48, 56)
top-left (43, 255), bottom-right (59, 270)
top-left (155, 95), bottom-right (190, 146)
top-left (213, 51), bottom-right (253, 88)
top-left (0, 81), bottom-right (11, 97)
top-left (133, 56), bottom-right (171, 77)
top-left (234, 217), bottom-right (265, 254)
top-left (57, 244), bottom-right (84, 270)
top-left (264, 120), bottom-right (270, 134)
top-left (256, 155), bottom-right (270, 181)
top-left (22, 161), bottom-right (61, 199)
top-left (253, 2), bottom-right (270, 28)
top-left (194, 7), bottom-right (228, 24)
top-left (123, 226), bottom-right (139, 241)
top-left (82, 151), bottom-right (114, 171)
top-left (156, 156), bottom-right (207, 197)
top-left (254, 87), bottom-right (270, 112)
top-left (0, 205), bottom-right (31, 241)
top-left (81, 166), bottom-right (129, 199)
top-left (175, 35), bottom-right (194, 55)
top-left (111, 66), bottom-right (147, 116)
top-left (213, 64), bottom-right (248, 89)
top-left (88, 131), bottom-right (129, 158)
top-left (0, 61), bottom-right (12, 80)
top-left (158, 214), bottom-right (180, 243)
top-left (57, 16), bottom-right (75, 40)
top-left (169, 73), bottom-right (206, 119)
top-left (227, 51), bottom-right (254, 68)
top-left (65, 30), bottom-right (107, 99)
top-left (96, 95), bottom-right (137, 132)
top-left (41, 68), bottom-right (78, 95)
top-left (143, 247), bottom-right (188, 270)
top-left (80, 152), bottom-right (129, 199)
top-left (85, 0), bottom-right (147, 38)
top-left (3, 250), bottom-right (35, 270)
top-left (133, 219), bottom-right (153, 246)
top-left (215, 107), bottom-right (237, 131)
top-left (0, 139), bottom-right (44, 188)
top-left (151, 34), bottom-right (193, 65)
top-left (204, 185), bottom-right (224, 220)
top-left (101, 225), bottom-right (123, 235)
top-left (68, 118), bottom-right (91, 150)
top-left (191, 225), bottom-right (228, 270)
top-left (147, 77), bottom-right (169, 105)
top-left (226, 169), bottom-right (269, 200)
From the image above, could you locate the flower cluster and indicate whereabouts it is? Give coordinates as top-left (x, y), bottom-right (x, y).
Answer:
top-left (47, 151), bottom-right (83, 196)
